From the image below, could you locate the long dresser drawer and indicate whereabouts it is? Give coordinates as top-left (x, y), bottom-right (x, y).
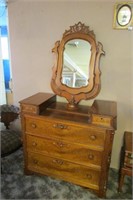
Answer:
top-left (27, 152), bottom-right (100, 190)
top-left (27, 134), bottom-right (103, 168)
top-left (25, 116), bottom-right (106, 148)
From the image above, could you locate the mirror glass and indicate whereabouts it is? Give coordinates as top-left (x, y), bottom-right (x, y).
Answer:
top-left (117, 5), bottom-right (132, 26)
top-left (62, 39), bottom-right (91, 88)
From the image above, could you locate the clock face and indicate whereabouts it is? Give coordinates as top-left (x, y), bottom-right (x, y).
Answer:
top-left (117, 5), bottom-right (132, 26)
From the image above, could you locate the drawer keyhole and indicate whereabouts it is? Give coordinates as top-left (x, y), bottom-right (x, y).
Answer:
top-left (53, 123), bottom-right (68, 129)
top-left (53, 159), bottom-right (64, 165)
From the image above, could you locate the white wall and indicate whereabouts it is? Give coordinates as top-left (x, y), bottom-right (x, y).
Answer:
top-left (7, 0), bottom-right (133, 169)
top-left (0, 38), bottom-right (6, 105)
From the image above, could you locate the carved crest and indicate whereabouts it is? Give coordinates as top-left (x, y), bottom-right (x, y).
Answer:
top-left (63, 22), bottom-right (95, 38)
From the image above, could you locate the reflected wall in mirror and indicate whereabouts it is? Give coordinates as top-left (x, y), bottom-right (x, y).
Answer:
top-left (62, 39), bottom-right (91, 88)
top-left (113, 2), bottom-right (133, 29)
top-left (51, 22), bottom-right (105, 109)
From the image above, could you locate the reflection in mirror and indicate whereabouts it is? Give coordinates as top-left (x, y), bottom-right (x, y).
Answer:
top-left (62, 39), bottom-right (91, 88)
top-left (117, 5), bottom-right (132, 26)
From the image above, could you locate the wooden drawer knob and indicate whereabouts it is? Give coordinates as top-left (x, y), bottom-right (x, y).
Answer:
top-left (32, 142), bottom-right (37, 146)
top-left (86, 174), bottom-right (92, 179)
top-left (90, 135), bottom-right (96, 140)
top-left (88, 154), bottom-right (94, 160)
top-left (31, 123), bottom-right (37, 128)
top-left (33, 159), bottom-right (38, 164)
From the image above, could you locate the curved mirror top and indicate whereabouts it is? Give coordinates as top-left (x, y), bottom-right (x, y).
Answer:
top-left (62, 39), bottom-right (91, 88)
top-left (117, 5), bottom-right (132, 26)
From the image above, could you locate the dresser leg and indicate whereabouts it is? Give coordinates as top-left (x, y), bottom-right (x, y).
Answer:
top-left (24, 167), bottom-right (34, 175)
top-left (118, 171), bottom-right (125, 192)
top-left (97, 189), bottom-right (106, 198)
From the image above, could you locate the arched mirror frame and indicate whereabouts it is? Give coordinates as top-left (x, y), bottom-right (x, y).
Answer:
top-left (51, 22), bottom-right (105, 109)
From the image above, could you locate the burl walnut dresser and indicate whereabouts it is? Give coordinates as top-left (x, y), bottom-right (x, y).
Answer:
top-left (20, 92), bottom-right (117, 198)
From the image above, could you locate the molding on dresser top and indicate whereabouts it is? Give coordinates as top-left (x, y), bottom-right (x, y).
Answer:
top-left (19, 92), bottom-right (117, 130)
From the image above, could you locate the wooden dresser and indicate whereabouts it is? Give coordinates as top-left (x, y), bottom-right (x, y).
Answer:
top-left (20, 92), bottom-right (117, 198)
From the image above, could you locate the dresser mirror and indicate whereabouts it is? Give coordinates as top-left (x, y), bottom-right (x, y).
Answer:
top-left (51, 22), bottom-right (105, 109)
top-left (62, 39), bottom-right (91, 88)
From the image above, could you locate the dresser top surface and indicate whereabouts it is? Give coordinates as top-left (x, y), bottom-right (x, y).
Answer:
top-left (20, 93), bottom-right (117, 130)
top-left (20, 93), bottom-right (117, 116)
top-left (91, 100), bottom-right (117, 117)
top-left (19, 93), bottom-right (55, 106)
